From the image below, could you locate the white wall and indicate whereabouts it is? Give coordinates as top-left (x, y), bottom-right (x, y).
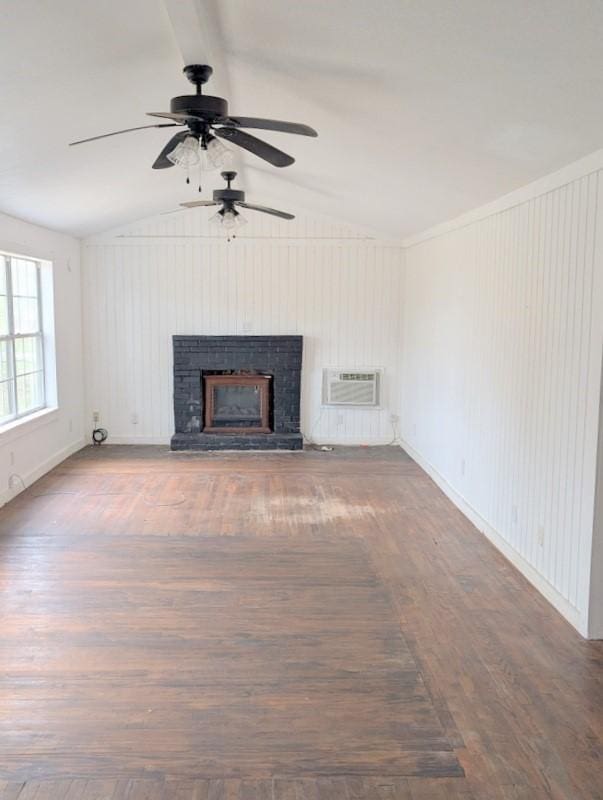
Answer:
top-left (81, 212), bottom-right (404, 445)
top-left (589, 362), bottom-right (603, 639)
top-left (0, 212), bottom-right (86, 505)
top-left (400, 154), bottom-right (603, 637)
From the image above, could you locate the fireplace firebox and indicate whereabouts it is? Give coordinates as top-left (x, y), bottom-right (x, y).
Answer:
top-left (204, 374), bottom-right (271, 433)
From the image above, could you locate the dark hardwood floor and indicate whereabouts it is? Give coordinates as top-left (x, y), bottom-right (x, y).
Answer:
top-left (0, 446), bottom-right (601, 799)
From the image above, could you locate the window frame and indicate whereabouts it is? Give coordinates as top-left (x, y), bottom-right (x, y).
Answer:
top-left (0, 253), bottom-right (46, 425)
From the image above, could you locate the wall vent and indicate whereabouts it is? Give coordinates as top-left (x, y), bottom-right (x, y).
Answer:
top-left (322, 369), bottom-right (381, 407)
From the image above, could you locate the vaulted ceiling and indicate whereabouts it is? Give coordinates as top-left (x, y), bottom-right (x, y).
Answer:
top-left (2, 0), bottom-right (603, 239)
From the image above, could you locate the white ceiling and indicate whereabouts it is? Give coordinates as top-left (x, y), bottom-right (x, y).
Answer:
top-left (2, 0), bottom-right (603, 239)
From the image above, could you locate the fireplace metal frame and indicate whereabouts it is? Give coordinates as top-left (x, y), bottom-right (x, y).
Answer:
top-left (203, 374), bottom-right (272, 434)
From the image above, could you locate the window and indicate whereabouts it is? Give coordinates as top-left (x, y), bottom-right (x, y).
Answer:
top-left (0, 254), bottom-right (45, 424)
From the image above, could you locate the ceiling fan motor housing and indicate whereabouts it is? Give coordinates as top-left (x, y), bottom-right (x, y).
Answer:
top-left (170, 94), bottom-right (228, 120)
top-left (213, 188), bottom-right (245, 205)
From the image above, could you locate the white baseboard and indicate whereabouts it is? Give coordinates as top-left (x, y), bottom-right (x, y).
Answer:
top-left (399, 439), bottom-right (588, 637)
top-left (102, 434), bottom-right (397, 447)
top-left (105, 435), bottom-right (170, 445)
top-left (0, 437), bottom-right (86, 507)
top-left (312, 435), bottom-right (397, 446)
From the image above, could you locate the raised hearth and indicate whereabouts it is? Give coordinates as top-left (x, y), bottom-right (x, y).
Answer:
top-left (171, 335), bottom-right (303, 451)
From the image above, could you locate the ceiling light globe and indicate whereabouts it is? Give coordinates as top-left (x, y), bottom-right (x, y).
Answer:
top-left (167, 136), bottom-right (201, 168)
top-left (206, 137), bottom-right (233, 169)
top-left (232, 210), bottom-right (248, 229)
top-left (221, 210), bottom-right (238, 230)
top-left (209, 209), bottom-right (223, 227)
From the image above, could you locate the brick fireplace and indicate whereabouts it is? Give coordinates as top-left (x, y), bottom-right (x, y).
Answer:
top-left (171, 335), bottom-right (303, 450)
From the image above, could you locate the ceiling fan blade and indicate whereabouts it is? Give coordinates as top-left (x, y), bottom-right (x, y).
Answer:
top-left (179, 200), bottom-right (220, 208)
top-left (237, 202), bottom-right (294, 220)
top-left (152, 130), bottom-right (192, 169)
top-left (69, 124), bottom-right (178, 146)
top-left (221, 117), bottom-right (317, 137)
top-left (214, 127), bottom-right (294, 167)
top-left (147, 111), bottom-right (201, 123)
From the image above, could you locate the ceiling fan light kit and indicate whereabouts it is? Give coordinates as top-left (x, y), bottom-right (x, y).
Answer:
top-left (166, 133), bottom-right (233, 189)
top-left (210, 207), bottom-right (248, 234)
top-left (69, 64), bottom-right (317, 237)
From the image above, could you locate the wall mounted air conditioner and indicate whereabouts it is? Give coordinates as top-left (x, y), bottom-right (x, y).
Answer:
top-left (322, 368), bottom-right (382, 407)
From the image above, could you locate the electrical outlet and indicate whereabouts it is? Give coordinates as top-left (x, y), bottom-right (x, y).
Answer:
top-left (92, 410), bottom-right (100, 425)
top-left (131, 412), bottom-right (139, 425)
top-left (538, 525), bottom-right (545, 547)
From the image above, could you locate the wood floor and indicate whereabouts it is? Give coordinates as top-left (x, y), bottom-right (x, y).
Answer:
top-left (0, 446), bottom-right (601, 799)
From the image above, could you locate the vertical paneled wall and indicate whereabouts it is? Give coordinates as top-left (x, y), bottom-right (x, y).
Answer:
top-left (81, 212), bottom-right (404, 446)
top-left (401, 170), bottom-right (603, 634)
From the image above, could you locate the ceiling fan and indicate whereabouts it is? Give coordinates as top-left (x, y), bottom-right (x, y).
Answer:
top-left (179, 171), bottom-right (294, 235)
top-left (69, 64), bottom-right (317, 176)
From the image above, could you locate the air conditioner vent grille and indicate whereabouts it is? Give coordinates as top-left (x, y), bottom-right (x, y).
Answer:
top-left (322, 368), bottom-right (381, 407)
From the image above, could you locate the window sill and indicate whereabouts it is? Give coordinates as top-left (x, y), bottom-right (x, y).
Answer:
top-left (0, 406), bottom-right (59, 444)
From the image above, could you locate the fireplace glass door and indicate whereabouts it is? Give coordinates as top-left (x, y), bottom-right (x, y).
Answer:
top-left (203, 375), bottom-right (271, 433)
